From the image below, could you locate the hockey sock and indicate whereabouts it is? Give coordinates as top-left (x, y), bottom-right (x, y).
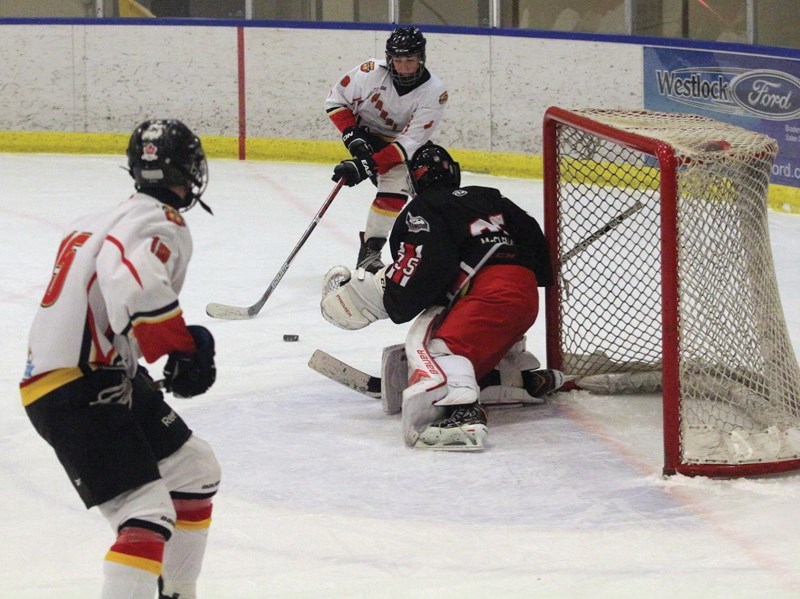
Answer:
top-left (101, 526), bottom-right (165, 599)
top-left (364, 193), bottom-right (405, 240)
top-left (160, 498), bottom-right (213, 599)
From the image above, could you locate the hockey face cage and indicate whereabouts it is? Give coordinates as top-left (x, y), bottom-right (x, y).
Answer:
top-left (543, 107), bottom-right (800, 477)
top-left (127, 119), bottom-right (209, 211)
top-left (385, 26), bottom-right (426, 87)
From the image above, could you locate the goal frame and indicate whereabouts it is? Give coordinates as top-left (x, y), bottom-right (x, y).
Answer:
top-left (542, 106), bottom-right (800, 478)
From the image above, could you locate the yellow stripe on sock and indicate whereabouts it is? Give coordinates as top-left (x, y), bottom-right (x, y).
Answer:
top-left (104, 550), bottom-right (162, 576)
top-left (175, 517), bottom-right (212, 531)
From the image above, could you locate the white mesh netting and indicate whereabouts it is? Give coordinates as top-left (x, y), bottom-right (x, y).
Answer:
top-left (549, 109), bottom-right (800, 470)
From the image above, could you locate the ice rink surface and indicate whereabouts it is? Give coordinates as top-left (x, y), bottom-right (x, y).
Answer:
top-left (2, 154), bottom-right (800, 598)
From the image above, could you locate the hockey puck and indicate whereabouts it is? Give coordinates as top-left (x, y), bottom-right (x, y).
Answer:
top-left (283, 334), bottom-right (299, 342)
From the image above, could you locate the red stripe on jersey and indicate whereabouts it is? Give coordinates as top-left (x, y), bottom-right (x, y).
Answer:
top-left (105, 235), bottom-right (143, 287)
top-left (328, 108), bottom-right (357, 133)
top-left (133, 314), bottom-right (196, 363)
top-left (372, 143), bottom-right (404, 173)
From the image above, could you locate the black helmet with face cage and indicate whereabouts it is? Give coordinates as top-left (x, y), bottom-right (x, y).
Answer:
top-left (127, 119), bottom-right (209, 212)
top-left (385, 27), bottom-right (426, 86)
top-left (409, 142), bottom-right (461, 194)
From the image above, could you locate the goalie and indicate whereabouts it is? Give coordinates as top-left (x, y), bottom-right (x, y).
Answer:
top-left (321, 143), bottom-right (564, 451)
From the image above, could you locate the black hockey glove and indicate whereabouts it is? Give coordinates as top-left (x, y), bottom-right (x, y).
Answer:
top-left (333, 157), bottom-right (375, 187)
top-left (163, 325), bottom-right (216, 398)
top-left (341, 126), bottom-right (376, 159)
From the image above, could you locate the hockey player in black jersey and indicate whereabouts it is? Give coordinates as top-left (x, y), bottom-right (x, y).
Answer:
top-left (323, 143), bottom-right (565, 450)
top-left (20, 120), bottom-right (219, 598)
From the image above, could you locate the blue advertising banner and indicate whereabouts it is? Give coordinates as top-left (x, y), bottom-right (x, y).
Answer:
top-left (644, 46), bottom-right (800, 189)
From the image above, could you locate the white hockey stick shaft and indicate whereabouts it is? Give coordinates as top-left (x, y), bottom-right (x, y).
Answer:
top-left (562, 200), bottom-right (644, 263)
top-left (206, 179), bottom-right (345, 320)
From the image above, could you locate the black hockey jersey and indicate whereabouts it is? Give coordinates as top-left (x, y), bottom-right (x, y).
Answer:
top-left (383, 185), bottom-right (552, 323)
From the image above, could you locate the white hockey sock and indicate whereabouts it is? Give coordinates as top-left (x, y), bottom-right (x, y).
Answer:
top-left (101, 527), bottom-right (165, 599)
top-left (364, 209), bottom-right (396, 241)
top-left (160, 499), bottom-right (213, 599)
top-left (102, 561), bottom-right (159, 599)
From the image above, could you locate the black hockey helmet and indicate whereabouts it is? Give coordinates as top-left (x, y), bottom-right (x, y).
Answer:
top-left (385, 26), bottom-right (426, 86)
top-left (409, 142), bottom-right (461, 193)
top-left (126, 119), bottom-right (209, 212)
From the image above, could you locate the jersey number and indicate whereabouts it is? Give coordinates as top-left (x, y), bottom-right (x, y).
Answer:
top-left (40, 231), bottom-right (92, 307)
top-left (469, 213), bottom-right (506, 236)
top-left (388, 242), bottom-right (422, 286)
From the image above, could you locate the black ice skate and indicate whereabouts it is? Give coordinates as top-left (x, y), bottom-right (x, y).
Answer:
top-left (356, 232), bottom-right (386, 274)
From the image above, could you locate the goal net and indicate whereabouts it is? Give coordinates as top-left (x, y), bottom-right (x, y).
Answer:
top-left (542, 107), bottom-right (800, 477)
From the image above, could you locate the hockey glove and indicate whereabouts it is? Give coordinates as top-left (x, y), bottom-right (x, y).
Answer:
top-left (341, 126), bottom-right (376, 159)
top-left (320, 265), bottom-right (388, 330)
top-left (332, 157), bottom-right (376, 187)
top-left (163, 325), bottom-right (216, 398)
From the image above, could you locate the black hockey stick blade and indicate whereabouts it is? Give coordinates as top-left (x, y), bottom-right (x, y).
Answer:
top-left (308, 349), bottom-right (381, 398)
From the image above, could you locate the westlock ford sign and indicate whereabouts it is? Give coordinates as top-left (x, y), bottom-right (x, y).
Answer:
top-left (655, 68), bottom-right (800, 120)
top-left (644, 46), bottom-right (800, 187)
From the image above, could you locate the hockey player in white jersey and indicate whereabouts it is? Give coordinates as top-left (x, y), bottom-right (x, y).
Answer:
top-left (325, 26), bottom-right (449, 273)
top-left (20, 119), bottom-right (220, 599)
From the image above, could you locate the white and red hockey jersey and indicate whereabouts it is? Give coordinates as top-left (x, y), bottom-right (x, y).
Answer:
top-left (20, 192), bottom-right (197, 405)
top-left (325, 59), bottom-right (448, 172)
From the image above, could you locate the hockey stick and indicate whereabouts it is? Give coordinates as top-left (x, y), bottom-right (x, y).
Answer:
top-left (308, 349), bottom-right (381, 398)
top-left (310, 244), bottom-right (503, 398)
top-left (562, 200), bottom-right (644, 263)
top-left (206, 179), bottom-right (345, 320)
top-left (308, 350), bottom-right (569, 405)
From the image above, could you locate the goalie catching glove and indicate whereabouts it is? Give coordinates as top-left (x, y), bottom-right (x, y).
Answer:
top-left (163, 325), bottom-right (216, 398)
top-left (321, 266), bottom-right (388, 330)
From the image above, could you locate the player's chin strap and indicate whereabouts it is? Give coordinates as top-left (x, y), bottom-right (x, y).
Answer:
top-left (196, 196), bottom-right (213, 214)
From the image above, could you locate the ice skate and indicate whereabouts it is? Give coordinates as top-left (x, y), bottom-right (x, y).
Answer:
top-left (415, 403), bottom-right (488, 451)
top-left (356, 232), bottom-right (386, 274)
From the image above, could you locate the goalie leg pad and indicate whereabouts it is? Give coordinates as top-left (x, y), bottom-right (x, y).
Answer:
top-left (495, 336), bottom-right (541, 387)
top-left (401, 306), bottom-right (447, 446)
top-left (402, 383), bottom-right (448, 447)
top-left (428, 349), bottom-right (480, 407)
top-left (480, 369), bottom-right (567, 405)
top-left (380, 344), bottom-right (406, 415)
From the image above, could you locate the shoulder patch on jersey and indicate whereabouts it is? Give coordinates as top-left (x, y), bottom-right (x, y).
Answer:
top-left (340, 74), bottom-right (351, 88)
top-left (150, 236), bottom-right (172, 264)
top-left (439, 91), bottom-right (448, 105)
top-left (162, 205), bottom-right (186, 227)
top-left (360, 61), bottom-right (376, 73)
top-left (405, 211), bottom-right (430, 233)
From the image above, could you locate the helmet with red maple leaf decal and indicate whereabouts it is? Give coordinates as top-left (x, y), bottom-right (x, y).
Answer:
top-left (126, 119), bottom-right (209, 211)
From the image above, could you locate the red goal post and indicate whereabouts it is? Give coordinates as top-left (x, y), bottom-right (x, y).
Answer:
top-left (542, 107), bottom-right (800, 477)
